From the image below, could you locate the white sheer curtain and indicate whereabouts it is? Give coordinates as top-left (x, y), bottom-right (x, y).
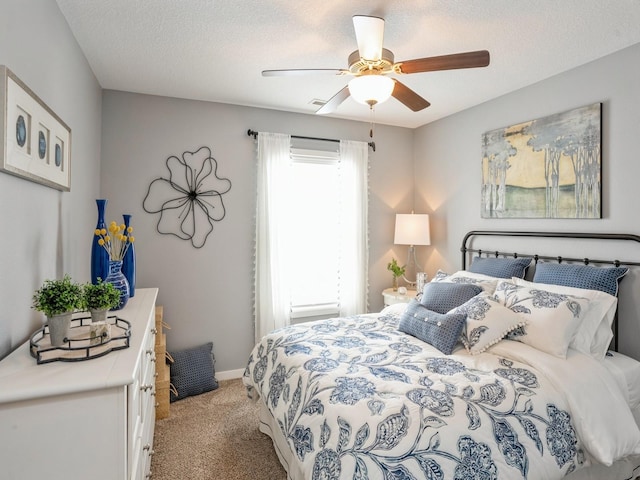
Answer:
top-left (338, 140), bottom-right (369, 316)
top-left (254, 132), bottom-right (292, 342)
top-left (254, 134), bottom-right (369, 342)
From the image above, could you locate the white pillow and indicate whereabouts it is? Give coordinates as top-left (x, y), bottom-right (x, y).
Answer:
top-left (493, 279), bottom-right (591, 358)
top-left (380, 302), bottom-right (409, 316)
top-left (449, 293), bottom-right (527, 355)
top-left (431, 270), bottom-right (500, 294)
top-left (510, 277), bottom-right (617, 359)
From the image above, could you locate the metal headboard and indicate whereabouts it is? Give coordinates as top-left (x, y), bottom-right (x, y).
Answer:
top-left (461, 231), bottom-right (640, 352)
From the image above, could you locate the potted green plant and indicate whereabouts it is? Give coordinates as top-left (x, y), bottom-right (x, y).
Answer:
top-left (387, 258), bottom-right (406, 291)
top-left (32, 274), bottom-right (84, 347)
top-left (83, 279), bottom-right (121, 322)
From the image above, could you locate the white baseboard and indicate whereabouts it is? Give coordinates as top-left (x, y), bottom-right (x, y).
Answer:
top-left (216, 368), bottom-right (244, 381)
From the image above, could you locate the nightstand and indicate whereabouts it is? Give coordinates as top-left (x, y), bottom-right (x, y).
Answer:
top-left (382, 288), bottom-right (418, 307)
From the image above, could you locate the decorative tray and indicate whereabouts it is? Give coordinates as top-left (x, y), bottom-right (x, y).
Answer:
top-left (30, 314), bottom-right (131, 364)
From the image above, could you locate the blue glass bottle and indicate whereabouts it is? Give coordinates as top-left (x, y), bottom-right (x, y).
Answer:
top-left (91, 199), bottom-right (109, 284)
top-left (122, 214), bottom-right (136, 297)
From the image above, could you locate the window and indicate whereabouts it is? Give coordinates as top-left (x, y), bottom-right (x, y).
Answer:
top-left (288, 148), bottom-right (341, 320)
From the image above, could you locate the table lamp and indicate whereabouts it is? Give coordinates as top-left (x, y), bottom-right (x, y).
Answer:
top-left (394, 213), bottom-right (431, 287)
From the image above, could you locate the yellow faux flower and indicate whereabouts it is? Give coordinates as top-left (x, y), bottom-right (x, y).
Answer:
top-left (95, 219), bottom-right (136, 261)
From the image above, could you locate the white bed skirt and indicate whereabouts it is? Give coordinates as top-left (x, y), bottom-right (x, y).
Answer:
top-left (256, 394), bottom-right (640, 480)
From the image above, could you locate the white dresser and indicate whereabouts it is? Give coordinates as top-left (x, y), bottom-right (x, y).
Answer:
top-left (0, 288), bottom-right (158, 480)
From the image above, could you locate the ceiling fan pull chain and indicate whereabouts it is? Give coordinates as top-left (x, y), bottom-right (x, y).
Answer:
top-left (369, 105), bottom-right (375, 139)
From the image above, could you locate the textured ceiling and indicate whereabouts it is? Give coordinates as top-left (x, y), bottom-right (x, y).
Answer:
top-left (55, 0), bottom-right (640, 129)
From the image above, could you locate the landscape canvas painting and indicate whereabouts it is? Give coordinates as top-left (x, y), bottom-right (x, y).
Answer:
top-left (481, 103), bottom-right (601, 218)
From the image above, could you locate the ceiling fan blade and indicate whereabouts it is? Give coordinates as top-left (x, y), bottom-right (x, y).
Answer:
top-left (392, 80), bottom-right (431, 111)
top-left (353, 15), bottom-right (384, 61)
top-left (396, 50), bottom-right (490, 74)
top-left (316, 86), bottom-right (350, 115)
top-left (262, 68), bottom-right (349, 77)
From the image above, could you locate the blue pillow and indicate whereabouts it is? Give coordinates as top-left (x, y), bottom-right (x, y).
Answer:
top-left (533, 262), bottom-right (628, 297)
top-left (169, 342), bottom-right (219, 402)
top-left (420, 282), bottom-right (482, 314)
top-left (468, 256), bottom-right (532, 279)
top-left (399, 300), bottom-right (466, 354)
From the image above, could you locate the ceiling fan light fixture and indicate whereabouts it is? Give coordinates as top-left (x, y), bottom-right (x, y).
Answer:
top-left (348, 75), bottom-right (394, 107)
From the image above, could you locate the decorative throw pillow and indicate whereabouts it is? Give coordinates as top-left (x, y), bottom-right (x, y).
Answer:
top-left (169, 342), bottom-right (219, 402)
top-left (533, 262), bottom-right (628, 297)
top-left (493, 280), bottom-right (591, 358)
top-left (511, 277), bottom-right (618, 359)
top-left (449, 293), bottom-right (527, 355)
top-left (398, 299), bottom-right (466, 355)
top-left (431, 270), bottom-right (500, 294)
top-left (468, 256), bottom-right (533, 279)
top-left (432, 269), bottom-right (449, 281)
top-left (420, 282), bottom-right (482, 314)
top-left (380, 302), bottom-right (409, 317)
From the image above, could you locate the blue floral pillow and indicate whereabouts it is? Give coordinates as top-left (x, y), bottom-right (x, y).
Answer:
top-left (420, 282), bottom-right (482, 314)
top-left (399, 299), bottom-right (466, 355)
top-left (431, 269), bottom-right (500, 294)
top-left (449, 293), bottom-right (527, 354)
top-left (493, 280), bottom-right (591, 358)
top-left (468, 256), bottom-right (533, 279)
top-left (533, 262), bottom-right (628, 297)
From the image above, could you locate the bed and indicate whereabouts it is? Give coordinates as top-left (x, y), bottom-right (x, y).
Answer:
top-left (243, 231), bottom-right (640, 480)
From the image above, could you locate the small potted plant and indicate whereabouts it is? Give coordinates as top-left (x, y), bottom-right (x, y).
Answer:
top-left (32, 274), bottom-right (84, 347)
top-left (387, 258), bottom-right (406, 291)
top-left (83, 279), bottom-right (121, 322)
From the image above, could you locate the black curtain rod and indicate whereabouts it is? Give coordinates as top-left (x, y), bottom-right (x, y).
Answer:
top-left (246, 129), bottom-right (376, 152)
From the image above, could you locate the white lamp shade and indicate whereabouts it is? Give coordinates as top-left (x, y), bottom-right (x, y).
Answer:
top-left (348, 75), bottom-right (394, 106)
top-left (394, 214), bottom-right (431, 246)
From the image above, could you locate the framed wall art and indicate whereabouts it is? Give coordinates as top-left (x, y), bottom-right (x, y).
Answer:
top-left (0, 65), bottom-right (71, 191)
top-left (481, 102), bottom-right (601, 219)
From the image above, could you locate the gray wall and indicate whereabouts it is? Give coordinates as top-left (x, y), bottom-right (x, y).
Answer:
top-left (414, 42), bottom-right (640, 358)
top-left (100, 91), bottom-right (415, 373)
top-left (0, 0), bottom-right (102, 359)
top-left (2, 0), bottom-right (639, 370)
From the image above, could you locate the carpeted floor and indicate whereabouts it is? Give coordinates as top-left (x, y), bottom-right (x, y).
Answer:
top-left (152, 378), bottom-right (287, 480)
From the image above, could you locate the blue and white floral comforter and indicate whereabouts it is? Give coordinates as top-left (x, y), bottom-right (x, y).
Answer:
top-left (243, 313), bottom-right (640, 480)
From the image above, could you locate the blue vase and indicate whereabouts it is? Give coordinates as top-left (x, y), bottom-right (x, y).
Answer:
top-left (106, 260), bottom-right (130, 310)
top-left (122, 214), bottom-right (136, 297)
top-left (91, 199), bottom-right (110, 284)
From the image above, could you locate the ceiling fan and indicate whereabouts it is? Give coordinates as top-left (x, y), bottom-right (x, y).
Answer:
top-left (263, 15), bottom-right (490, 115)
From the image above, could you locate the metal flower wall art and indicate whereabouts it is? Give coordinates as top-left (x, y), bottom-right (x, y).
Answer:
top-left (143, 146), bottom-right (232, 248)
